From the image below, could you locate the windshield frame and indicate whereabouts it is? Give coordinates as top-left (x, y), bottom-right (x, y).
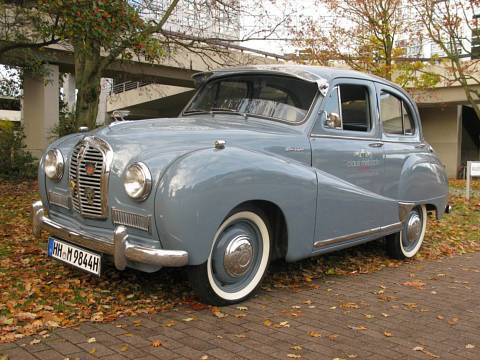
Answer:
top-left (181, 73), bottom-right (322, 126)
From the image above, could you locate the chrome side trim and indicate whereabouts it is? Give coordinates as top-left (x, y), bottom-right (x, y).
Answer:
top-left (313, 222), bottom-right (402, 249)
top-left (112, 208), bottom-right (151, 232)
top-left (32, 201), bottom-right (188, 269)
top-left (48, 191), bottom-right (70, 210)
top-left (310, 133), bottom-right (420, 144)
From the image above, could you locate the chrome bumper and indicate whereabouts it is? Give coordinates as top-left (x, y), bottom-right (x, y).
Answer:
top-left (32, 201), bottom-right (188, 270)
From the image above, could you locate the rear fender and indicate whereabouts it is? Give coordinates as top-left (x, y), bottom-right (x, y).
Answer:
top-left (399, 153), bottom-right (449, 218)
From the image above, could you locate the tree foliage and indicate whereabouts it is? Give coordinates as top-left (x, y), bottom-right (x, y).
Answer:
top-left (415, 0), bottom-right (480, 119)
top-left (291, 0), bottom-right (439, 88)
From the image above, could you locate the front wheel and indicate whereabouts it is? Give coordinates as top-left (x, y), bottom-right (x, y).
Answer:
top-left (386, 204), bottom-right (427, 259)
top-left (188, 208), bottom-right (271, 306)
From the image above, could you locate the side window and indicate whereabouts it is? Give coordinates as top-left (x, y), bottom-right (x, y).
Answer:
top-left (339, 84), bottom-right (371, 132)
top-left (313, 84), bottom-right (371, 134)
top-left (380, 91), bottom-right (415, 136)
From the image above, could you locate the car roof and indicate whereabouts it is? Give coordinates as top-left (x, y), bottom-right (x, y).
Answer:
top-left (195, 64), bottom-right (406, 94)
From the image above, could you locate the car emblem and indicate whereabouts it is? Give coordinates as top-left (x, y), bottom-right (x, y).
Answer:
top-left (84, 187), bottom-right (95, 205)
top-left (85, 162), bottom-right (96, 176)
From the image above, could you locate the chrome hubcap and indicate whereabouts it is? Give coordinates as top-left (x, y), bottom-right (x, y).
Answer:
top-left (406, 213), bottom-right (422, 244)
top-left (223, 235), bottom-right (253, 277)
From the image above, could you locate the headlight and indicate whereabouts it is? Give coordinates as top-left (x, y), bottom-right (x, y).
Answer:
top-left (124, 162), bottom-right (152, 201)
top-left (44, 149), bottom-right (64, 181)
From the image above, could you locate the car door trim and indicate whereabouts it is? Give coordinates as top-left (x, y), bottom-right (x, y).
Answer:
top-left (313, 222), bottom-right (402, 249)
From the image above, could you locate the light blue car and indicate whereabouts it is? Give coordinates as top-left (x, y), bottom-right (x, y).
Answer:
top-left (33, 65), bottom-right (450, 305)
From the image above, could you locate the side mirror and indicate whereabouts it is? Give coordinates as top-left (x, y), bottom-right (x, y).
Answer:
top-left (325, 112), bottom-right (342, 129)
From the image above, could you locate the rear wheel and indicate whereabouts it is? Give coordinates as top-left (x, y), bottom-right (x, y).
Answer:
top-left (188, 207), bottom-right (271, 305)
top-left (386, 205), bottom-right (427, 259)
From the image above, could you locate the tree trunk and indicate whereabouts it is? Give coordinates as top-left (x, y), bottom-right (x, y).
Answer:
top-left (74, 42), bottom-right (102, 129)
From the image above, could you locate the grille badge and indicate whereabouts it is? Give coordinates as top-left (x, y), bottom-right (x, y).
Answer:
top-left (85, 161), bottom-right (96, 176)
top-left (84, 187), bottom-right (96, 205)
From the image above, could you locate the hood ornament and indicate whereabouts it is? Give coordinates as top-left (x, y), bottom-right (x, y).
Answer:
top-left (214, 140), bottom-right (226, 150)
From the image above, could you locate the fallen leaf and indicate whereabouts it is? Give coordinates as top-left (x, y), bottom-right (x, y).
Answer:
top-left (437, 315), bottom-right (444, 320)
top-left (211, 307), bottom-right (227, 318)
top-left (183, 317), bottom-right (195, 322)
top-left (0, 355), bottom-right (8, 360)
top-left (89, 348), bottom-right (97, 355)
top-left (287, 354), bottom-right (301, 358)
top-left (384, 331), bottom-right (392, 337)
top-left (290, 345), bottom-right (302, 351)
top-left (29, 339), bottom-right (41, 345)
top-left (151, 339), bottom-right (162, 348)
top-left (466, 344), bottom-right (475, 349)
top-left (234, 334), bottom-right (246, 339)
top-left (236, 306), bottom-right (248, 311)
top-left (277, 321), bottom-right (290, 328)
top-left (340, 302), bottom-right (359, 310)
top-left (328, 334), bottom-right (338, 341)
top-left (402, 280), bottom-right (426, 289)
top-left (263, 319), bottom-right (272, 327)
top-left (403, 303), bottom-right (417, 309)
top-left (348, 325), bottom-right (367, 331)
top-left (15, 312), bottom-right (36, 321)
top-left (308, 331), bottom-right (321, 337)
top-left (120, 344), bottom-right (129, 352)
top-left (87, 337), bottom-right (96, 344)
top-left (200, 355), bottom-right (208, 360)
top-left (381, 313), bottom-right (389, 317)
top-left (163, 320), bottom-right (176, 327)
top-left (448, 317), bottom-right (459, 325)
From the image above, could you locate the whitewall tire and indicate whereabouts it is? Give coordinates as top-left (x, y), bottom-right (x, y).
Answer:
top-left (188, 207), bottom-right (271, 305)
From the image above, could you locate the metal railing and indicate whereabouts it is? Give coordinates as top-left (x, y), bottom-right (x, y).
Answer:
top-left (109, 81), bottom-right (154, 95)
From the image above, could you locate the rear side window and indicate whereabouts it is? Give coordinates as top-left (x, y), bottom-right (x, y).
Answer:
top-left (380, 91), bottom-right (415, 135)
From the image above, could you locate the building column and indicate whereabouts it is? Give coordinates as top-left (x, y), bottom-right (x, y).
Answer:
top-left (96, 78), bottom-right (112, 125)
top-left (62, 73), bottom-right (76, 112)
top-left (23, 64), bottom-right (59, 158)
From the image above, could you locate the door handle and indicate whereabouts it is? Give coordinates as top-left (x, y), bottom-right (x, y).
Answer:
top-left (369, 142), bottom-right (384, 148)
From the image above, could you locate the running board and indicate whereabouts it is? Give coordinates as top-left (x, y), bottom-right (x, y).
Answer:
top-left (313, 222), bottom-right (402, 249)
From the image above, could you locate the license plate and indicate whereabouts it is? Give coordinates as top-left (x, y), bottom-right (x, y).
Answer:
top-left (48, 237), bottom-right (101, 276)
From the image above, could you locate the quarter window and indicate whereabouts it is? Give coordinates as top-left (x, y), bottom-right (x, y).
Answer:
top-left (380, 91), bottom-right (415, 136)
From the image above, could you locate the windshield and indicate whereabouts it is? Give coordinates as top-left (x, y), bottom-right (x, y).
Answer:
top-left (184, 75), bottom-right (318, 123)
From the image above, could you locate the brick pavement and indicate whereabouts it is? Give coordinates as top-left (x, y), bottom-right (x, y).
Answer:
top-left (1, 253), bottom-right (480, 360)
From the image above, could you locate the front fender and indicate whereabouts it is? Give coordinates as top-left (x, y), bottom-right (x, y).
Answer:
top-left (154, 147), bottom-right (317, 265)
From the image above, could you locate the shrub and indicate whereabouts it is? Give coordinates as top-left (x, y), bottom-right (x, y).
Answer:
top-left (50, 110), bottom-right (77, 140)
top-left (0, 120), bottom-right (37, 180)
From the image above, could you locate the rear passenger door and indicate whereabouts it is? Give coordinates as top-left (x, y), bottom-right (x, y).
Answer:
top-left (375, 83), bottom-right (422, 199)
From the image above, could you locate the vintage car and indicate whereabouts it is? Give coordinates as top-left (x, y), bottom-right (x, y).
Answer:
top-left (32, 65), bottom-right (450, 305)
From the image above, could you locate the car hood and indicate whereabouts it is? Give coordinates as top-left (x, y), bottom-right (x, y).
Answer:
top-left (88, 115), bottom-right (304, 171)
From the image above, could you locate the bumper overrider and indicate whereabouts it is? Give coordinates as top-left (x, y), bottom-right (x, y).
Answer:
top-left (32, 201), bottom-right (188, 270)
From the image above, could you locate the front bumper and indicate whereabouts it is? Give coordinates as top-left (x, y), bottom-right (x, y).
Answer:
top-left (32, 201), bottom-right (188, 270)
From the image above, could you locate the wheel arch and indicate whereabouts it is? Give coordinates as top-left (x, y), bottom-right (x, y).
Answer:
top-left (231, 200), bottom-right (288, 262)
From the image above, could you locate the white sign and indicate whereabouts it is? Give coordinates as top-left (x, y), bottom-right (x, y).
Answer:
top-left (466, 161), bottom-right (480, 200)
top-left (472, 162), bottom-right (480, 177)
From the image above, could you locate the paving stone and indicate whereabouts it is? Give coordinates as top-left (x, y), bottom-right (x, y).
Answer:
top-left (5, 253), bottom-right (480, 360)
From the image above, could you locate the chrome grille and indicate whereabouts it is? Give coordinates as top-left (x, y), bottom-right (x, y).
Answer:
top-left (112, 208), bottom-right (151, 232)
top-left (48, 190), bottom-right (70, 209)
top-left (69, 137), bottom-right (112, 219)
